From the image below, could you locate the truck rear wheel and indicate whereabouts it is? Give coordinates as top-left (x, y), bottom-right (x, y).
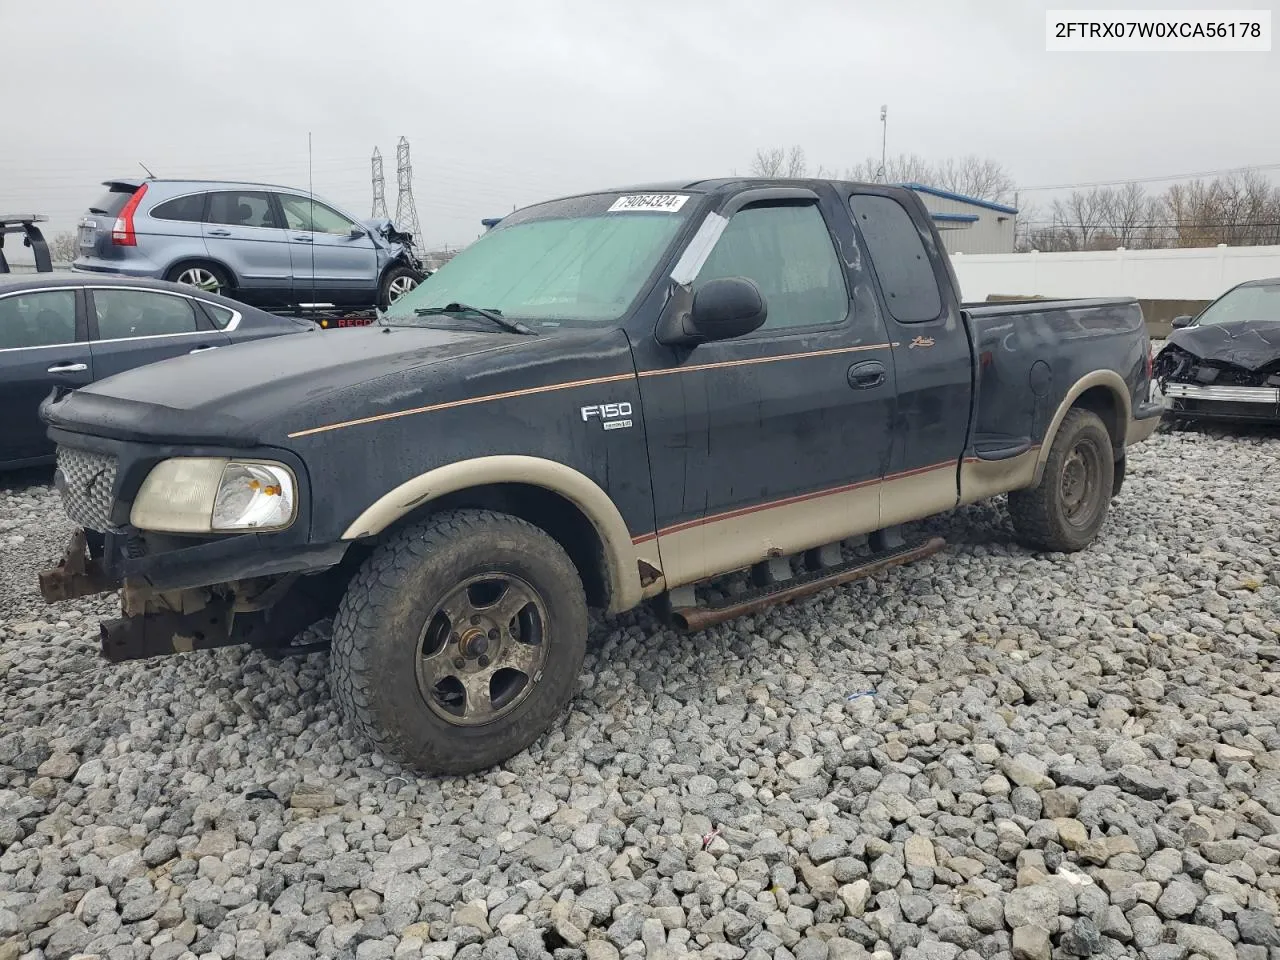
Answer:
top-left (329, 509), bottom-right (588, 774)
top-left (1007, 408), bottom-right (1115, 552)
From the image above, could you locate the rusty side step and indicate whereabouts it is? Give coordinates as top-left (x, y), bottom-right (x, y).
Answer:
top-left (668, 536), bottom-right (946, 632)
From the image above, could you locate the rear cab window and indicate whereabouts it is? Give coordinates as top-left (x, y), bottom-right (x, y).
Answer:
top-left (849, 195), bottom-right (942, 323)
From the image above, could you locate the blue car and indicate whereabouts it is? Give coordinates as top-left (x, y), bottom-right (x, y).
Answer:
top-left (0, 272), bottom-right (316, 469)
top-left (73, 178), bottom-right (425, 310)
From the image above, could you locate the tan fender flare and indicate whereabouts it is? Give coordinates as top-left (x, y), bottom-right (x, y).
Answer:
top-left (341, 456), bottom-right (643, 614)
top-left (1032, 370), bottom-right (1133, 486)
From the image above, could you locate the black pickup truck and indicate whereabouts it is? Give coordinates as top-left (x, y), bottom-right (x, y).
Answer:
top-left (37, 178), bottom-right (1163, 773)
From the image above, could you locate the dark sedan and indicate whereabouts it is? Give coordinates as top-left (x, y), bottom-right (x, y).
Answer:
top-left (1153, 277), bottom-right (1280, 424)
top-left (1, 272), bottom-right (316, 469)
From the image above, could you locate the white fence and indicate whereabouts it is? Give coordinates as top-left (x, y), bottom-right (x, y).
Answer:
top-left (952, 243), bottom-right (1280, 303)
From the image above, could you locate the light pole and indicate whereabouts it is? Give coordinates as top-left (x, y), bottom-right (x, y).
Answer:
top-left (879, 105), bottom-right (888, 182)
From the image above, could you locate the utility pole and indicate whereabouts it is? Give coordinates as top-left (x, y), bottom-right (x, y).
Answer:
top-left (371, 147), bottom-right (388, 219)
top-left (879, 105), bottom-right (888, 183)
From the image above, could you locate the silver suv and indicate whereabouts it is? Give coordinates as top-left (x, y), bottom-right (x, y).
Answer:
top-left (73, 178), bottom-right (424, 310)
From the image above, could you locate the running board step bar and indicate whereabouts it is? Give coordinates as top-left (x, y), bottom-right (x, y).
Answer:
top-left (667, 536), bottom-right (946, 633)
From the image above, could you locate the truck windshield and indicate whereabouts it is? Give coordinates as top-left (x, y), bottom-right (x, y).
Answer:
top-left (382, 193), bottom-right (694, 327)
top-left (1195, 283), bottom-right (1280, 326)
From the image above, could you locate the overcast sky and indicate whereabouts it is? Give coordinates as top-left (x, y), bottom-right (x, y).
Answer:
top-left (2, 0), bottom-right (1277, 254)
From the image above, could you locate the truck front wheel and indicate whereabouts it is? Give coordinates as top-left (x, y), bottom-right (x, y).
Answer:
top-left (1007, 408), bottom-right (1115, 552)
top-left (330, 509), bottom-right (588, 774)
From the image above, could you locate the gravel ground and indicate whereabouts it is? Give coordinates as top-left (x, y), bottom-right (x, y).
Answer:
top-left (2, 423), bottom-right (1280, 960)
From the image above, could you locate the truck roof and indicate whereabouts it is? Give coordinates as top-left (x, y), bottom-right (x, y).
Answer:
top-left (552, 177), bottom-right (913, 206)
top-left (585, 177), bottom-right (888, 193)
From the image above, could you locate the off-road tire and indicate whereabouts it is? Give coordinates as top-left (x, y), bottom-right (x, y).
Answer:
top-left (377, 265), bottom-right (421, 310)
top-left (329, 508), bottom-right (588, 774)
top-left (1008, 408), bottom-right (1115, 553)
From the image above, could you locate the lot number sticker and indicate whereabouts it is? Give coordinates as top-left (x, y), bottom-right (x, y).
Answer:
top-left (608, 194), bottom-right (689, 213)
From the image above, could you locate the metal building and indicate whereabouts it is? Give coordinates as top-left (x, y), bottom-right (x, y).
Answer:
top-left (902, 183), bottom-right (1018, 255)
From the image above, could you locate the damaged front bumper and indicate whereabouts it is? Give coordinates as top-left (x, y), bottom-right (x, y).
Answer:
top-left (1161, 383), bottom-right (1280, 422)
top-left (37, 526), bottom-right (350, 663)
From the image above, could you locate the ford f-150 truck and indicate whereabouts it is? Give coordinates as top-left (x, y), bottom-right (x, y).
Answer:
top-left (36, 178), bottom-right (1163, 774)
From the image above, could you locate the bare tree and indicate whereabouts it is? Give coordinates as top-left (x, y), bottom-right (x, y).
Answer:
top-left (1049, 189), bottom-right (1110, 250)
top-left (1214, 169), bottom-right (1280, 246)
top-left (1013, 201), bottom-right (1048, 251)
top-left (838, 153), bottom-right (1017, 203)
top-left (1164, 179), bottom-right (1227, 247)
top-left (51, 232), bottom-right (78, 263)
top-left (749, 145), bottom-right (808, 178)
top-left (844, 153), bottom-right (935, 185)
top-left (1096, 183), bottom-right (1156, 248)
top-left (741, 148), bottom-right (1280, 249)
top-left (931, 155), bottom-right (1016, 205)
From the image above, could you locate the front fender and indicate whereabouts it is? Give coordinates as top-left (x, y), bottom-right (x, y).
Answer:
top-left (377, 251), bottom-right (424, 284)
top-left (340, 455), bottom-right (644, 614)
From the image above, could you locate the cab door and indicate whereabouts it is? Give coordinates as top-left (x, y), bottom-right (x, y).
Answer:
top-left (629, 186), bottom-right (897, 587)
top-left (276, 193), bottom-right (378, 306)
top-left (201, 190), bottom-right (294, 306)
top-left (87, 287), bottom-right (230, 380)
top-left (842, 188), bottom-right (973, 525)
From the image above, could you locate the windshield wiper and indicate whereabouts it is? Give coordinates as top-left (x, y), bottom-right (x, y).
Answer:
top-left (414, 302), bottom-right (535, 335)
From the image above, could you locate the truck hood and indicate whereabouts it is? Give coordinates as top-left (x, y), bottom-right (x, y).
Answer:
top-left (42, 325), bottom-right (528, 446)
top-left (1167, 320), bottom-right (1280, 372)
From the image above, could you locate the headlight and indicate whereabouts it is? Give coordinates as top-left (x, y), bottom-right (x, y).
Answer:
top-left (130, 458), bottom-right (297, 533)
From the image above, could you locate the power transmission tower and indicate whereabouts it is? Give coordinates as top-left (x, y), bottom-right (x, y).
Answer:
top-left (370, 147), bottom-right (388, 219)
top-left (394, 136), bottom-right (422, 241)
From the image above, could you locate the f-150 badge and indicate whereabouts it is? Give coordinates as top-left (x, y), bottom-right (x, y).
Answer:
top-left (581, 402), bottom-right (633, 431)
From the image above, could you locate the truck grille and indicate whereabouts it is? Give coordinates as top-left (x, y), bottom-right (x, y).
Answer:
top-left (55, 446), bottom-right (119, 532)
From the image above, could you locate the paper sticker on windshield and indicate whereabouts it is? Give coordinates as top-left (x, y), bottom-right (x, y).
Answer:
top-left (608, 194), bottom-right (689, 213)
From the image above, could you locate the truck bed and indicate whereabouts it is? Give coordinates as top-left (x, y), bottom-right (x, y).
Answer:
top-left (963, 296), bottom-right (1149, 466)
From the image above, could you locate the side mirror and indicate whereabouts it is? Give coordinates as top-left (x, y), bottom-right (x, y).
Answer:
top-left (687, 277), bottom-right (767, 343)
top-left (1170, 314), bottom-right (1193, 329)
top-left (349, 227), bottom-right (367, 240)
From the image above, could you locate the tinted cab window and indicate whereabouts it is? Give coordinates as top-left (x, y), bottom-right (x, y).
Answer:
top-left (278, 195), bottom-right (357, 234)
top-left (150, 193), bottom-right (206, 222)
top-left (206, 191), bottom-right (280, 229)
top-left (0, 290), bottom-right (78, 349)
top-left (694, 203), bottom-right (848, 330)
top-left (848, 195), bottom-right (942, 323)
top-left (93, 290), bottom-right (199, 339)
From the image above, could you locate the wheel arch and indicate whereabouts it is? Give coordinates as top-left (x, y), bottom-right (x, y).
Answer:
top-left (377, 255), bottom-right (422, 285)
top-left (164, 256), bottom-right (238, 289)
top-left (340, 456), bottom-right (644, 614)
top-left (1032, 370), bottom-right (1131, 486)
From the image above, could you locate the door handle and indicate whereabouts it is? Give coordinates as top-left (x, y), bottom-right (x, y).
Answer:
top-left (847, 359), bottom-right (886, 390)
top-left (292, 235), bottom-right (314, 242)
top-left (189, 345), bottom-right (219, 354)
top-left (47, 362), bottom-right (88, 374)
top-left (207, 228), bottom-right (231, 237)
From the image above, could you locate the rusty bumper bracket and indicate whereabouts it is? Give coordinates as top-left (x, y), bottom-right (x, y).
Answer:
top-left (99, 598), bottom-right (236, 663)
top-left (38, 529), bottom-right (122, 603)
